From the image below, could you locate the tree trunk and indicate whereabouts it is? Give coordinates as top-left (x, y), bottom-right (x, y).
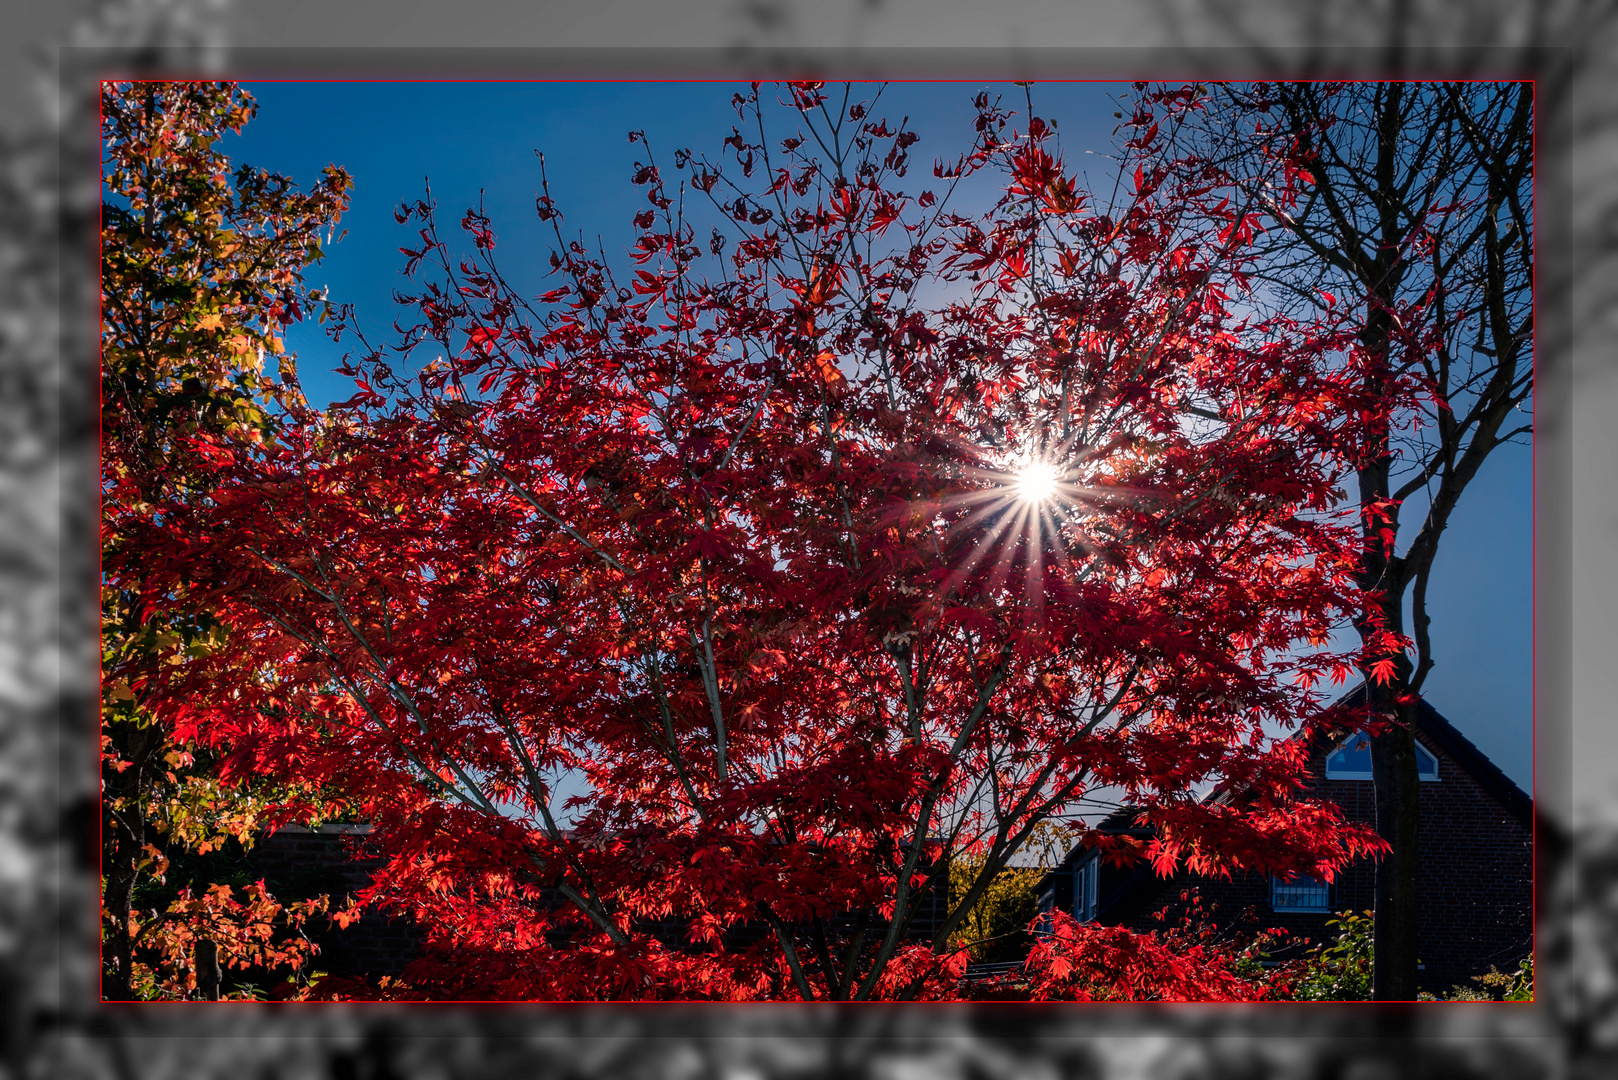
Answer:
top-left (1368, 673), bottom-right (1422, 1001)
top-left (1354, 304), bottom-right (1422, 1001)
top-left (102, 720), bottom-right (161, 1001)
top-left (194, 938), bottom-right (222, 1001)
top-left (102, 802), bottom-right (142, 1002)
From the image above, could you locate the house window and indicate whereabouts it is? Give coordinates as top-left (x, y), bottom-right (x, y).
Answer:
top-left (1324, 732), bottom-right (1439, 780)
top-left (1074, 855), bottom-right (1099, 922)
top-left (1271, 875), bottom-right (1331, 912)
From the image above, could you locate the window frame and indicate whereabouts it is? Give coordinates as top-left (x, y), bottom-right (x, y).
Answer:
top-left (1074, 854), bottom-right (1100, 923)
top-left (1270, 874), bottom-right (1332, 913)
top-left (1323, 732), bottom-right (1440, 781)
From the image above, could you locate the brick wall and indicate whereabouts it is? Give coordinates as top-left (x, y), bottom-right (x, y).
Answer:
top-left (250, 825), bottom-right (421, 979)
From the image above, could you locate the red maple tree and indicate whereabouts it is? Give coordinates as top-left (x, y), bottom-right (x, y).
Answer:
top-left (121, 82), bottom-right (1391, 1000)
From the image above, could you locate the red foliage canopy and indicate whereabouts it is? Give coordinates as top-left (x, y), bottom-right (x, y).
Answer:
top-left (122, 83), bottom-right (1392, 1000)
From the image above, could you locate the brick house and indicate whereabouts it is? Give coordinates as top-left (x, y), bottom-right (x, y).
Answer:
top-left (1036, 687), bottom-right (1534, 993)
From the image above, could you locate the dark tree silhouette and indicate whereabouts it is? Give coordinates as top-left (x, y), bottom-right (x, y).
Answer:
top-left (1149, 80), bottom-right (1531, 1000)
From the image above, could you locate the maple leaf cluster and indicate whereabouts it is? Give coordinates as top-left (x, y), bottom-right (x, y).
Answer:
top-left (121, 82), bottom-right (1403, 1000)
top-left (119, 881), bottom-right (333, 1001)
top-left (1020, 908), bottom-right (1268, 1002)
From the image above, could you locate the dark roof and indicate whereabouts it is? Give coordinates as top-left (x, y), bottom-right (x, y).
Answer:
top-left (1034, 811), bottom-right (1154, 899)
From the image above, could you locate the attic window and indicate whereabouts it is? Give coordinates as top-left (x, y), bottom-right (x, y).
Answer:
top-left (1324, 732), bottom-right (1439, 781)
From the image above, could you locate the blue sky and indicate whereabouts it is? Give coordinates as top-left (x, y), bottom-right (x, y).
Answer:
top-left (222, 80), bottom-right (1533, 791)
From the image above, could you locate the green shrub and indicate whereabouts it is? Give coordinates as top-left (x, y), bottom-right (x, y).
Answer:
top-left (1287, 910), bottom-right (1374, 1001)
top-left (948, 822), bottom-right (1066, 965)
top-left (1418, 955), bottom-right (1534, 1002)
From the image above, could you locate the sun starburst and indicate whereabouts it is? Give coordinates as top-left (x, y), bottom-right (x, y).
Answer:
top-left (1013, 459), bottom-right (1060, 504)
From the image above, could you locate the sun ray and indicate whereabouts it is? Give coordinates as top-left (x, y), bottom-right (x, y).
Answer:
top-left (1023, 502), bottom-right (1048, 615)
top-left (983, 505), bottom-right (1025, 599)
top-left (936, 499), bottom-right (1027, 603)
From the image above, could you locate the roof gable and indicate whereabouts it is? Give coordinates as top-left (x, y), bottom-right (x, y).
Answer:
top-left (1326, 684), bottom-right (1532, 830)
